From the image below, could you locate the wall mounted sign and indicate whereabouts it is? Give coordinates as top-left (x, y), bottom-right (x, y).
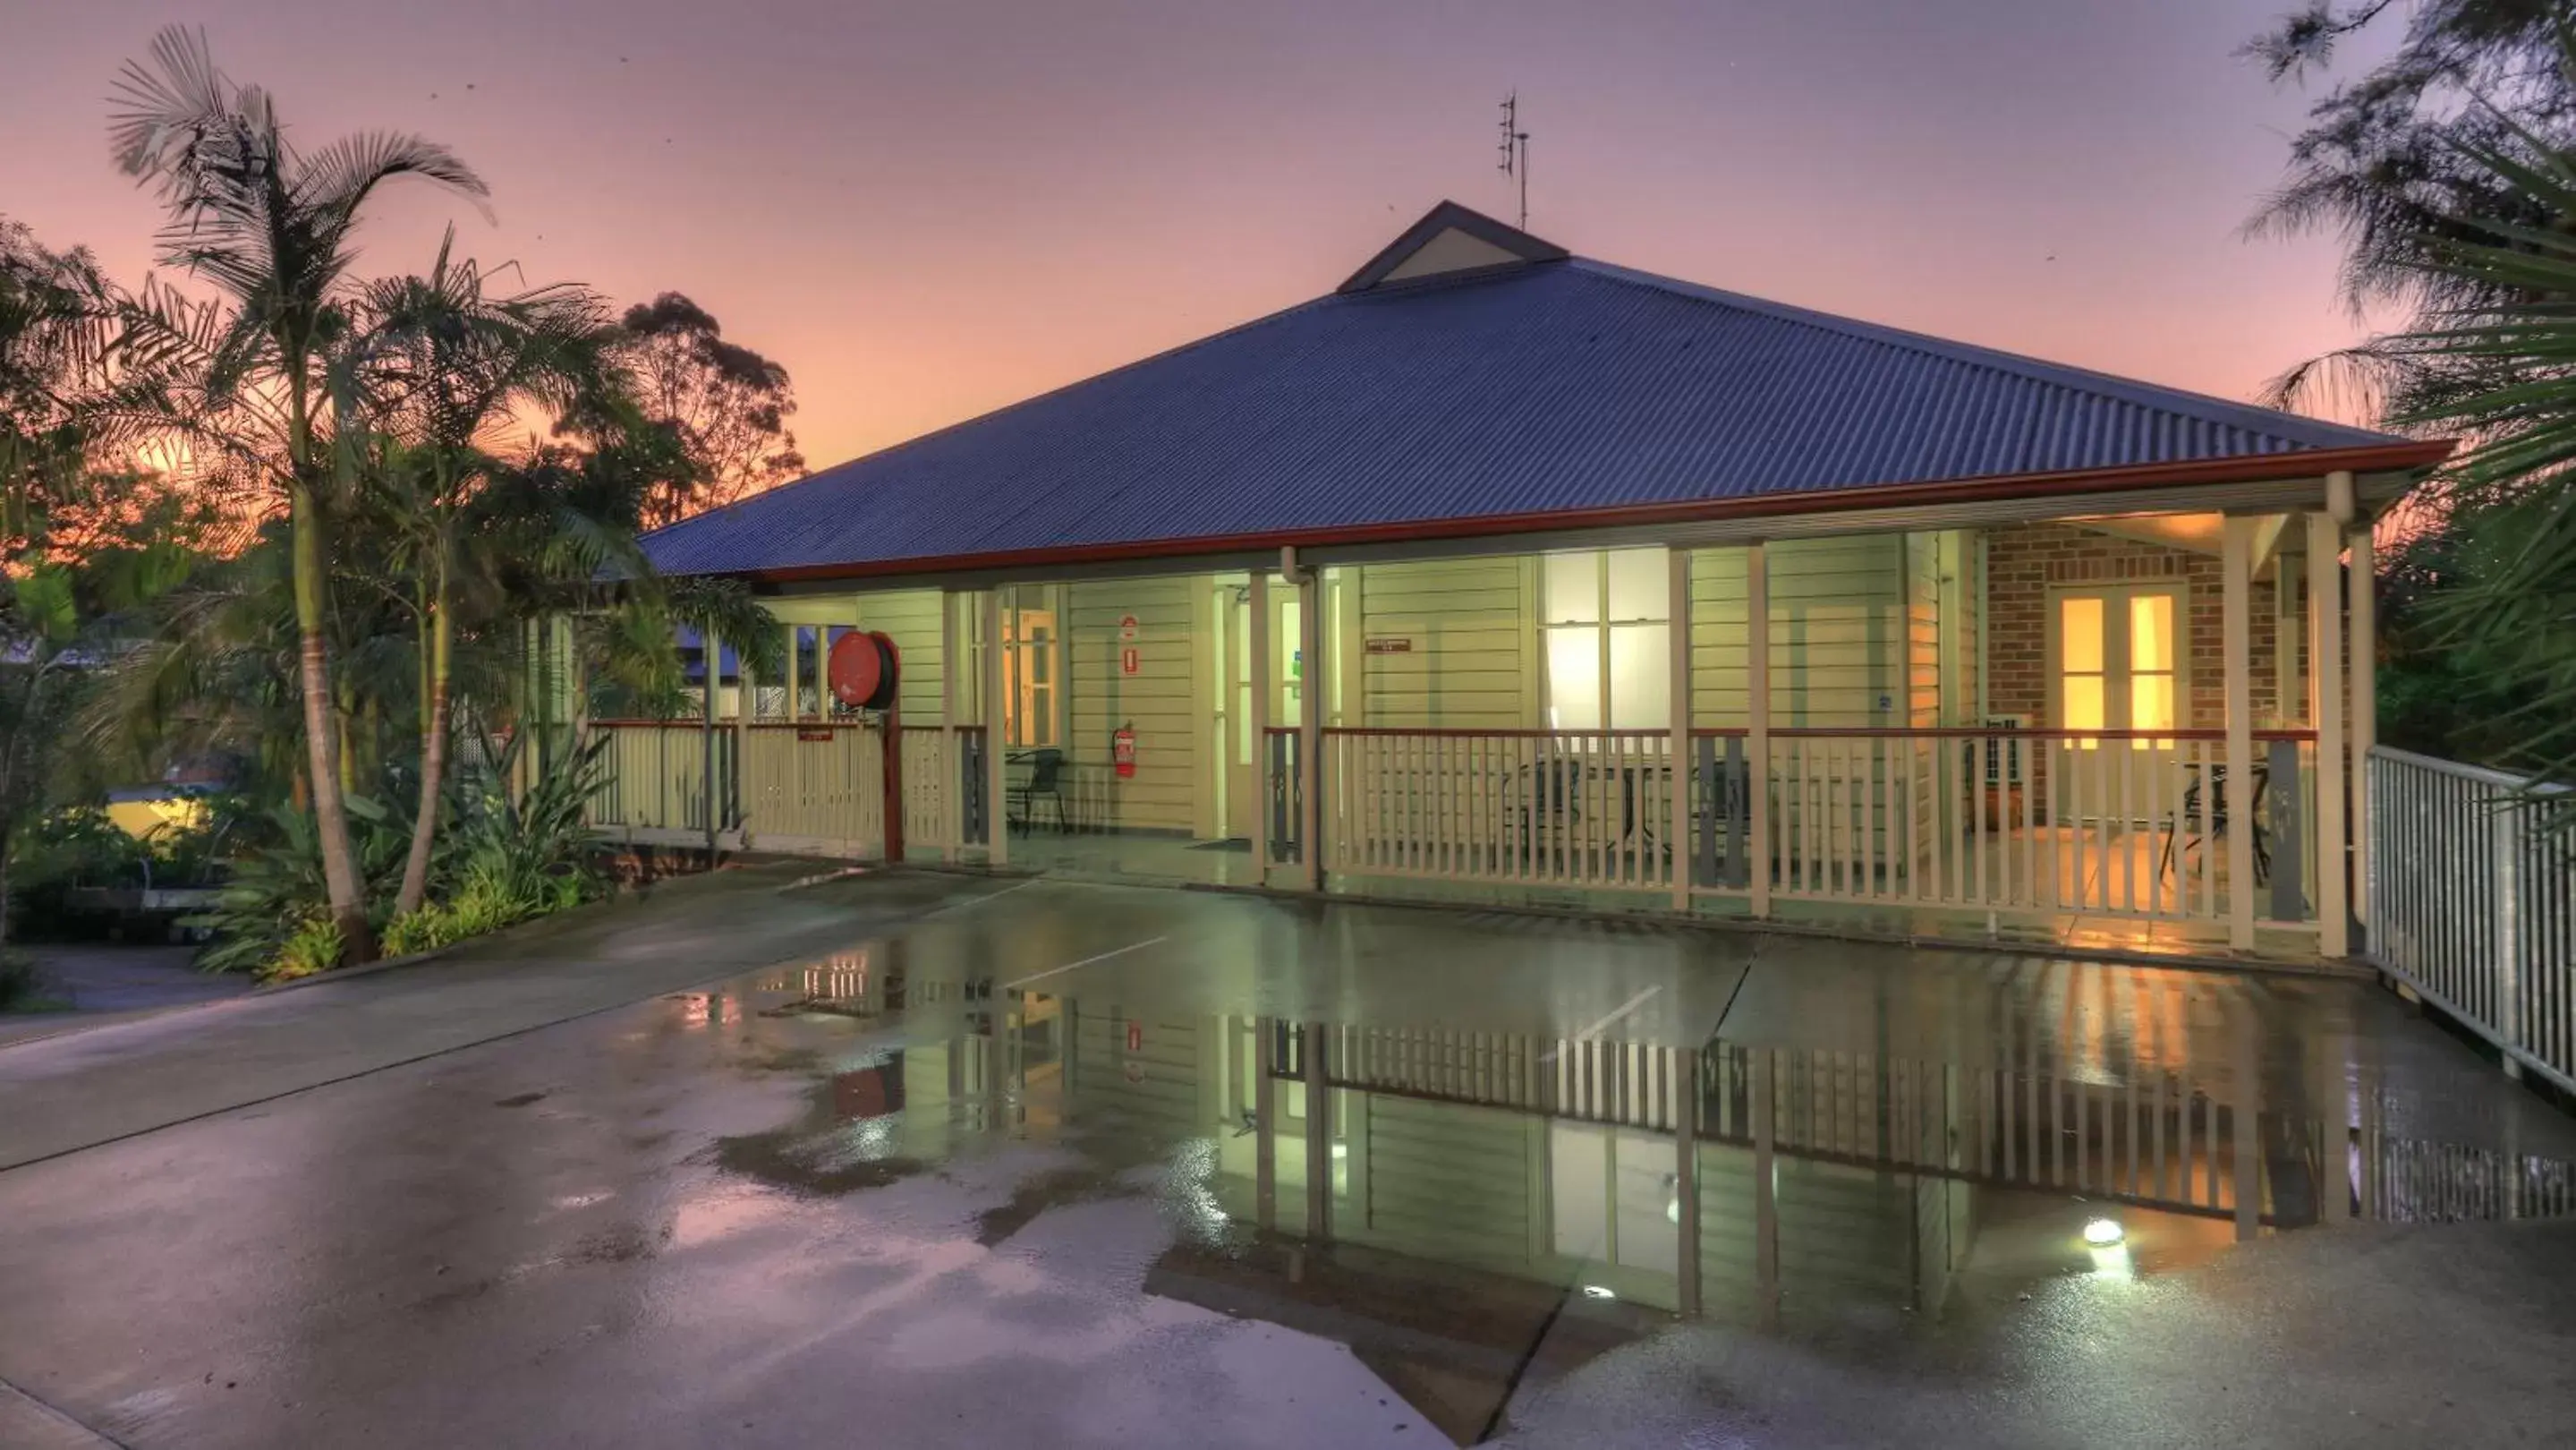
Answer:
top-left (1118, 613), bottom-right (1139, 643)
top-left (1120, 646), bottom-right (1141, 676)
top-left (1364, 637), bottom-right (1414, 654)
top-left (796, 727), bottom-right (835, 743)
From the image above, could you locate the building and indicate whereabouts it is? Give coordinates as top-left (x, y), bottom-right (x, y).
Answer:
top-left (600, 201), bottom-right (2449, 960)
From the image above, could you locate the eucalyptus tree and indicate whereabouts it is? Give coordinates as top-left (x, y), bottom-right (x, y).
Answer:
top-left (110, 27), bottom-right (491, 960)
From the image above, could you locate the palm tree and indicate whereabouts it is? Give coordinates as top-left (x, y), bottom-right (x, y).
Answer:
top-left (339, 236), bottom-right (617, 915)
top-left (110, 27), bottom-right (490, 960)
top-left (2373, 64), bottom-right (2576, 808)
top-left (3, 219), bottom-right (126, 558)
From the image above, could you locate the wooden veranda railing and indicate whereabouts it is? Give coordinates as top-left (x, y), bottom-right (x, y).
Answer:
top-left (587, 717), bottom-right (995, 862)
top-left (1321, 729), bottom-right (1681, 892)
top-left (1314, 725), bottom-right (2321, 928)
top-left (1283, 1020), bottom-right (2576, 1229)
top-left (1753, 726), bottom-right (2320, 927)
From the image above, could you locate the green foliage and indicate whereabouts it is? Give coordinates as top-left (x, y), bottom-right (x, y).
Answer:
top-left (4, 798), bottom-right (241, 939)
top-left (0, 949), bottom-right (67, 1012)
top-left (2374, 517), bottom-right (2548, 763)
top-left (11, 39), bottom-right (798, 977)
top-left (265, 918), bottom-right (344, 984)
top-left (380, 734), bottom-right (605, 955)
top-left (2358, 31), bottom-right (2576, 813)
top-left (194, 734), bottom-right (606, 974)
top-left (186, 796), bottom-right (407, 976)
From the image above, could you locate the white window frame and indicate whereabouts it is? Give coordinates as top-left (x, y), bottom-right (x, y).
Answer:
top-left (2045, 580), bottom-right (2188, 746)
top-left (1540, 549), bottom-right (1671, 731)
top-left (1002, 605), bottom-right (1060, 748)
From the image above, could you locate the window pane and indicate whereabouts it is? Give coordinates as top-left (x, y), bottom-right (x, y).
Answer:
top-left (1609, 623), bottom-right (1671, 729)
top-left (2060, 596), bottom-right (2104, 673)
top-left (2130, 593), bottom-right (2175, 673)
top-left (1605, 548), bottom-right (1667, 622)
top-left (1543, 552), bottom-right (1602, 624)
top-left (2062, 674), bottom-right (2105, 732)
top-left (795, 626), bottom-right (821, 718)
top-left (1545, 626), bottom-right (1602, 729)
top-left (2131, 672), bottom-right (2176, 732)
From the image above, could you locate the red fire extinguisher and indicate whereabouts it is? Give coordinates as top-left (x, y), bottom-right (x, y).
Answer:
top-left (1112, 722), bottom-right (1137, 780)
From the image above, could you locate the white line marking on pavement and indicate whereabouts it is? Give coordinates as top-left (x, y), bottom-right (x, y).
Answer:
top-left (943, 878), bottom-right (1039, 912)
top-left (780, 866), bottom-right (871, 892)
top-left (1005, 935), bottom-right (1168, 988)
top-left (1541, 985), bottom-right (1666, 1061)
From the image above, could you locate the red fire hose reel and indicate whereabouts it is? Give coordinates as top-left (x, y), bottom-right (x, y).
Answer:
top-left (828, 629), bottom-right (900, 712)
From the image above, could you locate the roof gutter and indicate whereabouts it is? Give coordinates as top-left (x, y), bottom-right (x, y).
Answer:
top-left (729, 438), bottom-right (2453, 587)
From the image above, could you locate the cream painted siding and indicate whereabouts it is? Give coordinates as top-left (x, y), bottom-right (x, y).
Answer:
top-left (757, 590), bottom-right (949, 721)
top-left (1696, 1146), bottom-right (1925, 1309)
top-left (1356, 559), bottom-right (1532, 729)
top-left (1356, 1094), bottom-right (1542, 1273)
top-left (1071, 1008), bottom-right (1211, 1138)
top-left (854, 588), bottom-right (948, 722)
top-left (1688, 537), bottom-right (1906, 726)
top-left (1067, 576), bottom-right (1200, 832)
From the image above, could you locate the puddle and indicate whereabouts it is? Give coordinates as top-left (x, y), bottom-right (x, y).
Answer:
top-left (676, 947), bottom-right (2576, 1445)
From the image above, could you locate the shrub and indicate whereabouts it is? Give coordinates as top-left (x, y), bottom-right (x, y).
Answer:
top-left (194, 733), bottom-right (608, 975)
top-left (262, 917), bottom-right (344, 984)
top-left (187, 796), bottom-right (407, 976)
top-left (434, 732), bottom-right (605, 913)
top-left (0, 950), bottom-right (68, 1011)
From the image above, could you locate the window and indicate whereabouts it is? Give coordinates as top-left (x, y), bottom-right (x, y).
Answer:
top-left (794, 626), bottom-right (823, 718)
top-left (1002, 607), bottom-right (1058, 747)
top-left (1542, 549), bottom-right (1669, 730)
top-left (2053, 585), bottom-right (2182, 744)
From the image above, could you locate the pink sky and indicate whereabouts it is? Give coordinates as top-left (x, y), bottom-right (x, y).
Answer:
top-left (4, 1), bottom-right (2393, 472)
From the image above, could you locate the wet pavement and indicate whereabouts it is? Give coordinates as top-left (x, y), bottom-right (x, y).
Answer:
top-left (1, 869), bottom-right (2572, 1447)
top-left (0, 944), bottom-right (252, 1048)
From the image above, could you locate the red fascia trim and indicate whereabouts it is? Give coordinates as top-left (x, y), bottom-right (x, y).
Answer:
top-left (737, 439), bottom-right (2453, 586)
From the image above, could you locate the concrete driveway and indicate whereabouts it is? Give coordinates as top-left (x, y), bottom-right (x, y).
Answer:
top-left (1, 867), bottom-right (2571, 1448)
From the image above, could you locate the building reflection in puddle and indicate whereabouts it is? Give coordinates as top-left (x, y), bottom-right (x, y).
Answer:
top-left (689, 960), bottom-right (2576, 1444)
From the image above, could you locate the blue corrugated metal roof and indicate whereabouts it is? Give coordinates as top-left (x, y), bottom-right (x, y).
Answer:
top-left (641, 237), bottom-right (2404, 580)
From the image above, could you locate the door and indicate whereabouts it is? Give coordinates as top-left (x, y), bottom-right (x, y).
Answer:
top-left (1213, 582), bottom-right (1302, 843)
top-left (1221, 584), bottom-right (1254, 841)
top-left (2050, 584), bottom-right (2183, 828)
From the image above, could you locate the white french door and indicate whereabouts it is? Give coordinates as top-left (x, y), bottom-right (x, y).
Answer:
top-left (2051, 584), bottom-right (2185, 826)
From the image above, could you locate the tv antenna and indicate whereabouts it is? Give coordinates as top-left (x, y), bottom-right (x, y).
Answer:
top-left (1498, 90), bottom-right (1529, 229)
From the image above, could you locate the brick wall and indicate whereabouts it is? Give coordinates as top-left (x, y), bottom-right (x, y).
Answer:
top-left (1984, 523), bottom-right (2303, 730)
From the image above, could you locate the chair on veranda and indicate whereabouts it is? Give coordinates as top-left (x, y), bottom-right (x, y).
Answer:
top-left (2157, 762), bottom-right (2271, 884)
top-left (1009, 748), bottom-right (1069, 834)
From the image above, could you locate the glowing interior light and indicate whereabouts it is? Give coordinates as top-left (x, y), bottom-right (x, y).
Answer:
top-left (2082, 1217), bottom-right (2125, 1248)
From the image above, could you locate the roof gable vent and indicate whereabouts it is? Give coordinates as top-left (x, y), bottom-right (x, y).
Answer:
top-left (1338, 200), bottom-right (1569, 294)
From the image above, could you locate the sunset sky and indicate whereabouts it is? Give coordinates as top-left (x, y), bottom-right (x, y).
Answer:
top-left (5, 1), bottom-right (2393, 472)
